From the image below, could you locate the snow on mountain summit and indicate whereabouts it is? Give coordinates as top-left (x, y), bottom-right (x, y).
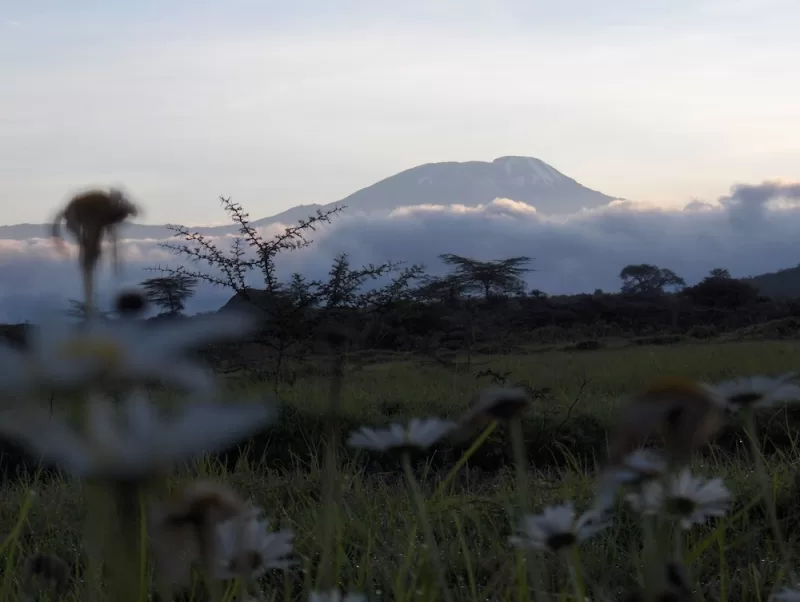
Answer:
top-left (0, 156), bottom-right (617, 241)
top-left (325, 156), bottom-right (615, 216)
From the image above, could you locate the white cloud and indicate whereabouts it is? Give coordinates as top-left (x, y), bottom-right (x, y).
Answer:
top-left (1, 181), bottom-right (800, 322)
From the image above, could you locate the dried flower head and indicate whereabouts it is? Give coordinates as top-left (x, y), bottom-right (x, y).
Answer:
top-left (626, 468), bottom-right (732, 529)
top-left (508, 502), bottom-right (610, 553)
top-left (51, 188), bottom-right (139, 268)
top-left (707, 373), bottom-right (800, 413)
top-left (608, 377), bottom-right (725, 467)
top-left (0, 391), bottom-right (275, 482)
top-left (346, 418), bottom-right (456, 453)
top-left (50, 188), bottom-right (140, 314)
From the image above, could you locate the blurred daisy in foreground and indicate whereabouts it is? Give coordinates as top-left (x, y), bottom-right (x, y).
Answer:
top-left (626, 468), bottom-right (732, 529)
top-left (149, 479), bottom-right (251, 589)
top-left (213, 509), bottom-right (295, 579)
top-left (594, 448), bottom-right (667, 510)
top-left (465, 386), bottom-right (532, 421)
top-left (346, 418), bottom-right (456, 453)
top-left (770, 587), bottom-right (800, 602)
top-left (0, 308), bottom-right (257, 397)
top-left (0, 392), bottom-right (275, 482)
top-left (509, 502), bottom-right (610, 553)
top-left (309, 592), bottom-right (367, 602)
top-left (706, 373), bottom-right (800, 413)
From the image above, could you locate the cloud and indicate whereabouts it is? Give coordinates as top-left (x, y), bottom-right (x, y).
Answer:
top-left (2, 181), bottom-right (800, 322)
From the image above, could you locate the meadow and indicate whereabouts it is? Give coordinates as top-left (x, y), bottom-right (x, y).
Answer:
top-left (5, 338), bottom-right (800, 601)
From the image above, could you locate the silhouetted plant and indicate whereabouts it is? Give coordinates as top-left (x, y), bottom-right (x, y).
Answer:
top-left (619, 263), bottom-right (686, 296)
top-left (140, 274), bottom-right (198, 315)
top-left (156, 197), bottom-right (424, 384)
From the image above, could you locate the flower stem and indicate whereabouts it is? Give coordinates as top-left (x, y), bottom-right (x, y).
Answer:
top-left (565, 547), bottom-right (586, 601)
top-left (82, 263), bottom-right (95, 320)
top-left (742, 409), bottom-right (792, 571)
top-left (432, 421), bottom-right (497, 501)
top-left (108, 481), bottom-right (145, 602)
top-left (509, 416), bottom-right (542, 600)
top-left (640, 514), bottom-right (659, 602)
top-left (401, 452), bottom-right (453, 602)
top-left (509, 417), bottom-right (529, 510)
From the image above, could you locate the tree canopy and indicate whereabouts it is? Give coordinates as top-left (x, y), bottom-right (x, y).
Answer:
top-left (438, 254), bottom-right (533, 300)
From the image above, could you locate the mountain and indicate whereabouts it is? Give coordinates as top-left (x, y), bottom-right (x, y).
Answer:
top-left (320, 156), bottom-right (616, 216)
top-left (745, 265), bottom-right (800, 298)
top-left (0, 156), bottom-right (617, 240)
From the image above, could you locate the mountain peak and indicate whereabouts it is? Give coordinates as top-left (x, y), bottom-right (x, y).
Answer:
top-left (325, 155), bottom-right (614, 216)
top-left (0, 155), bottom-right (616, 240)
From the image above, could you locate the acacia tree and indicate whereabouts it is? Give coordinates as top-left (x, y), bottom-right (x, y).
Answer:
top-left (155, 197), bottom-right (423, 384)
top-left (140, 274), bottom-right (198, 315)
top-left (619, 263), bottom-right (685, 295)
top-left (414, 274), bottom-right (468, 306)
top-left (438, 254), bottom-right (533, 300)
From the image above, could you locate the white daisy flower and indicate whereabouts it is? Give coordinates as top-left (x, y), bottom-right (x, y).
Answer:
top-left (706, 372), bottom-right (800, 412)
top-left (309, 591), bottom-right (367, 602)
top-left (0, 309), bottom-right (257, 397)
top-left (346, 418), bottom-right (456, 452)
top-left (0, 391), bottom-right (275, 481)
top-left (625, 468), bottom-right (732, 529)
top-left (770, 587), bottom-right (800, 601)
top-left (594, 449), bottom-right (668, 510)
top-left (213, 509), bottom-right (294, 579)
top-left (508, 502), bottom-right (610, 553)
top-left (468, 386), bottom-right (532, 420)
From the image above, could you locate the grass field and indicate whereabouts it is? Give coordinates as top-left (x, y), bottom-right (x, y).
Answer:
top-left (4, 338), bottom-right (800, 601)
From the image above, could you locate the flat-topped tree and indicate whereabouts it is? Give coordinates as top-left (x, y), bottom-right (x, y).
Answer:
top-left (619, 264), bottom-right (685, 296)
top-left (438, 254), bottom-right (534, 300)
top-left (140, 274), bottom-right (198, 315)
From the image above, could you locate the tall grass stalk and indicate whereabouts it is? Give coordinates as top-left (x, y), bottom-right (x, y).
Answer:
top-left (432, 421), bottom-right (497, 501)
top-left (0, 490), bottom-right (35, 601)
top-left (317, 347), bottom-right (347, 592)
top-left (401, 451), bottom-right (453, 602)
top-left (741, 408), bottom-right (792, 574)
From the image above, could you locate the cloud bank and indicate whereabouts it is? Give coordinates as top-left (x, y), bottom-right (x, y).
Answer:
top-left (2, 181), bottom-right (800, 322)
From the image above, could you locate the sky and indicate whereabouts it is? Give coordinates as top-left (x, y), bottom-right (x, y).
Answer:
top-left (2, 0), bottom-right (800, 226)
top-left (2, 0), bottom-right (800, 320)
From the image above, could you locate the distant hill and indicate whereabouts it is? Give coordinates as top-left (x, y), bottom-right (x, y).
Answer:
top-left (745, 265), bottom-right (800, 298)
top-left (0, 156), bottom-right (617, 241)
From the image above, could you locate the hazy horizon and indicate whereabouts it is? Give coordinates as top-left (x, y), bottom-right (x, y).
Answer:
top-left (3, 0), bottom-right (800, 321)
